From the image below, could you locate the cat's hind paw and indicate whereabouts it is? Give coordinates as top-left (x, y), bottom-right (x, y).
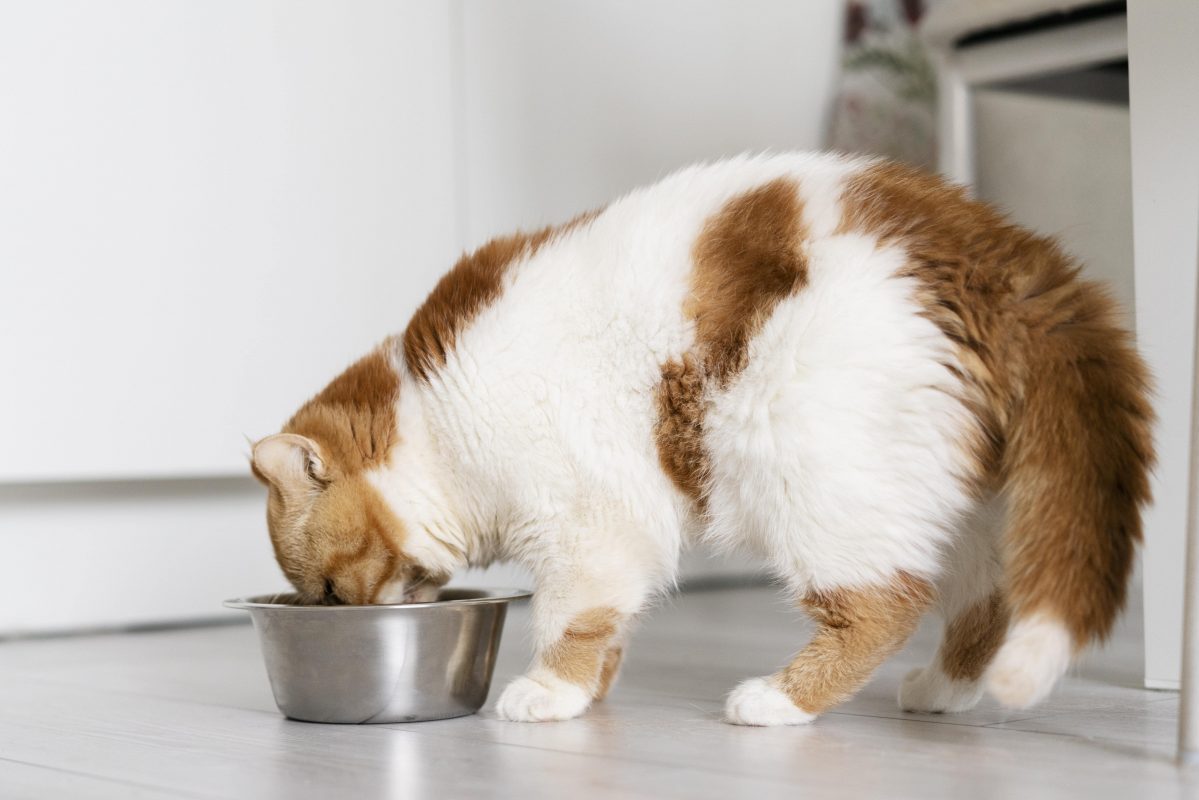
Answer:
top-left (494, 674), bottom-right (591, 722)
top-left (725, 677), bottom-right (816, 726)
top-left (985, 615), bottom-right (1072, 709)
top-left (898, 666), bottom-right (985, 713)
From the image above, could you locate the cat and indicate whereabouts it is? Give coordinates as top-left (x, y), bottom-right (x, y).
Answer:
top-left (250, 152), bottom-right (1154, 725)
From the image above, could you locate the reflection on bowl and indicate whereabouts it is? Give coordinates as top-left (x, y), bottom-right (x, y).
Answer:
top-left (224, 588), bottom-right (530, 724)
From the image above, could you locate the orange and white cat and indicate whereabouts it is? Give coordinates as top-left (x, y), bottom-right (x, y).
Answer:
top-left (250, 153), bottom-right (1153, 725)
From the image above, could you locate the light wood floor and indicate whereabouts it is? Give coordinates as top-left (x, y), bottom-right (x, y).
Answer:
top-left (1, 585), bottom-right (1191, 799)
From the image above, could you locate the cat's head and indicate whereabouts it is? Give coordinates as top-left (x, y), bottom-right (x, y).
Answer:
top-left (250, 346), bottom-right (456, 605)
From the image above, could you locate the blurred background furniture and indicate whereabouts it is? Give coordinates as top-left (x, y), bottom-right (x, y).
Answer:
top-left (1127, 3), bottom-right (1199, 700)
top-left (923, 1), bottom-right (1127, 186)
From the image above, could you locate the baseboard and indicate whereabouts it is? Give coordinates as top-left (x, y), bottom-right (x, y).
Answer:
top-left (4, 478), bottom-right (763, 635)
top-left (2, 477), bottom-right (287, 635)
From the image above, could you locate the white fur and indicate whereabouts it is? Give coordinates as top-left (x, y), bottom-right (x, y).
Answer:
top-left (372, 581), bottom-right (408, 605)
top-left (897, 495), bottom-right (1005, 714)
top-left (725, 678), bottom-right (816, 726)
top-left (899, 666), bottom-right (985, 713)
top-left (703, 233), bottom-right (977, 593)
top-left (495, 671), bottom-right (593, 722)
top-left (372, 579), bottom-right (440, 605)
top-left (933, 495), bottom-right (1005, 620)
top-left (365, 153), bottom-right (996, 723)
top-left (986, 614), bottom-right (1073, 708)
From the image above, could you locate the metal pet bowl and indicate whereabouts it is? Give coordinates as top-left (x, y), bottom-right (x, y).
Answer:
top-left (224, 587), bottom-right (530, 724)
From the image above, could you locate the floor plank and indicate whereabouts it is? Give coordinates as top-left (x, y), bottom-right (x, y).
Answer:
top-left (0, 757), bottom-right (203, 800)
top-left (0, 586), bottom-right (1192, 799)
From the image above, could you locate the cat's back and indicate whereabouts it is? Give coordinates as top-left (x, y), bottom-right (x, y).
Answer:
top-left (436, 153), bottom-right (868, 388)
top-left (411, 151), bottom-right (1060, 377)
top-left (666, 155), bottom-right (1102, 587)
top-left (404, 152), bottom-right (1107, 569)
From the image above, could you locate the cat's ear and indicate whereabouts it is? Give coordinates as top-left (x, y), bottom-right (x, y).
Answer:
top-left (251, 433), bottom-right (327, 490)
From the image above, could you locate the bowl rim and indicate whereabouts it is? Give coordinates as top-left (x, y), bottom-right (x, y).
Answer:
top-left (223, 587), bottom-right (531, 611)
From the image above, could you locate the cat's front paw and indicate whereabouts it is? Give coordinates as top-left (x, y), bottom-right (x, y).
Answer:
top-left (898, 666), bottom-right (984, 713)
top-left (495, 674), bottom-right (591, 722)
top-left (725, 677), bottom-right (816, 726)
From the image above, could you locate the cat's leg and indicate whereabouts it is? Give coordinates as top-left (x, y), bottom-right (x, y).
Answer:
top-left (593, 642), bottom-right (626, 702)
top-left (725, 574), bottom-right (934, 726)
top-left (495, 561), bottom-right (650, 722)
top-left (899, 592), bottom-right (1007, 713)
top-left (899, 497), bottom-right (1008, 713)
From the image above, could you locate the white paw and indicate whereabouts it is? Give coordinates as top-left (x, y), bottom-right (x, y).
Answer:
top-left (985, 615), bottom-right (1072, 709)
top-left (898, 666), bottom-right (984, 713)
top-left (725, 677), bottom-right (816, 727)
top-left (494, 675), bottom-right (591, 722)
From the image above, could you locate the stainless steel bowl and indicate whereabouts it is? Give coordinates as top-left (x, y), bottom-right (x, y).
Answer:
top-left (224, 588), bottom-right (530, 724)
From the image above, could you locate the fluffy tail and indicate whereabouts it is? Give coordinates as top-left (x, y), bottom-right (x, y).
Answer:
top-left (985, 280), bottom-right (1154, 708)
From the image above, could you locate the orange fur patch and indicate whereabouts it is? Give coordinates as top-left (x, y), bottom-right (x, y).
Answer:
top-left (543, 607), bottom-right (622, 693)
top-left (403, 211), bottom-right (599, 382)
top-left (778, 573), bottom-right (934, 715)
top-left (272, 472), bottom-right (414, 605)
top-left (939, 592), bottom-right (1009, 682)
top-left (839, 161), bottom-right (1155, 645)
top-left (283, 345), bottom-right (401, 477)
top-left (256, 344), bottom-right (423, 604)
top-left (655, 354), bottom-right (709, 507)
top-left (594, 646), bottom-right (625, 702)
top-left (654, 179), bottom-right (808, 505)
top-left (689, 178), bottom-right (809, 386)
top-left (313, 476), bottom-right (401, 603)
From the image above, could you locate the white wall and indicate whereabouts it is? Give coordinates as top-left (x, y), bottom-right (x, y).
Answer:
top-left (460, 0), bottom-right (842, 243)
top-left (1, 478), bottom-right (279, 634)
top-left (0, 0), bottom-right (460, 482)
top-left (1, 0), bottom-right (840, 633)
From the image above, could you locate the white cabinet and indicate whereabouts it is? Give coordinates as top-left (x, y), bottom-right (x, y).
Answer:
top-left (0, 1), bottom-right (461, 482)
top-left (1128, 2), bottom-right (1199, 691)
top-left (973, 86), bottom-right (1134, 324)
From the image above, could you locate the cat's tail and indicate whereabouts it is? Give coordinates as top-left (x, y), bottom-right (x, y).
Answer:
top-left (985, 279), bottom-right (1154, 709)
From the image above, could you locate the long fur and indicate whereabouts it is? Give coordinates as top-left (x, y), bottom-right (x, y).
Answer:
top-left (252, 152), bottom-right (1154, 723)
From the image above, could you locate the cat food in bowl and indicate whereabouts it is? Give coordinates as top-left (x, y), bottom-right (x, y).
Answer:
top-left (224, 588), bottom-right (530, 723)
